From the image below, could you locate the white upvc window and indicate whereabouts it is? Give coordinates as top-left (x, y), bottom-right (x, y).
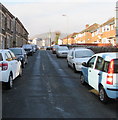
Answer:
top-left (92, 32), bottom-right (95, 37)
top-left (111, 24), bottom-right (115, 30)
top-left (2, 13), bottom-right (5, 30)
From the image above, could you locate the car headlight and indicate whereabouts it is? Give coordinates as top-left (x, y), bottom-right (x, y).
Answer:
top-left (20, 57), bottom-right (23, 61)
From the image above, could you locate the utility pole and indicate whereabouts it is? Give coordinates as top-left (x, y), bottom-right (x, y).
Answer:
top-left (62, 14), bottom-right (69, 45)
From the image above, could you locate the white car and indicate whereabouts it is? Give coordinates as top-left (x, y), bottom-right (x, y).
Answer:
top-left (56, 46), bottom-right (69, 58)
top-left (80, 52), bottom-right (118, 103)
top-left (0, 55), bottom-right (2, 82)
top-left (67, 48), bottom-right (94, 72)
top-left (0, 49), bottom-right (22, 89)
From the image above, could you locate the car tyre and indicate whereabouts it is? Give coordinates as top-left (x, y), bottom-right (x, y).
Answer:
top-left (6, 75), bottom-right (13, 89)
top-left (99, 87), bottom-right (109, 103)
top-left (56, 54), bottom-right (59, 58)
top-left (25, 59), bottom-right (28, 64)
top-left (19, 67), bottom-right (22, 77)
top-left (80, 73), bottom-right (86, 85)
top-left (67, 61), bottom-right (70, 68)
top-left (73, 64), bottom-right (77, 73)
top-left (22, 62), bottom-right (25, 68)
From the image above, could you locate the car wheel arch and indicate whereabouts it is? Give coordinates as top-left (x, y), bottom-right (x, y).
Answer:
top-left (10, 71), bottom-right (13, 79)
top-left (98, 83), bottom-right (103, 92)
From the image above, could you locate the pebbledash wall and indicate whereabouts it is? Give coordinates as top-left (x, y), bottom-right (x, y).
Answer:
top-left (0, 3), bottom-right (29, 49)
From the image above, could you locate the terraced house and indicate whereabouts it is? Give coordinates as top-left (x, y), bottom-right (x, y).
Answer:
top-left (65, 17), bottom-right (116, 46)
top-left (62, 33), bottom-right (78, 44)
top-left (0, 3), bottom-right (28, 49)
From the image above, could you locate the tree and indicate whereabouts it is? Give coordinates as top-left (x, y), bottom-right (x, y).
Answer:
top-left (55, 31), bottom-right (61, 45)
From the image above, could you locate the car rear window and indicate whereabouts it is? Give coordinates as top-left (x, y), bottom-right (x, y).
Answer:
top-left (103, 59), bottom-right (118, 73)
top-left (114, 59), bottom-right (118, 73)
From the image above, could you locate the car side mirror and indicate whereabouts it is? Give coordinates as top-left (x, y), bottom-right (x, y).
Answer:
top-left (70, 56), bottom-right (74, 59)
top-left (82, 62), bottom-right (88, 67)
top-left (16, 57), bottom-right (21, 61)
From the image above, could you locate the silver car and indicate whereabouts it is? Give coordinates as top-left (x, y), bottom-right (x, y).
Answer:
top-left (56, 46), bottom-right (69, 58)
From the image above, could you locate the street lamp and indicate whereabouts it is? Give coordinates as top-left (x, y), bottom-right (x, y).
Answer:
top-left (48, 30), bottom-right (51, 47)
top-left (62, 14), bottom-right (69, 45)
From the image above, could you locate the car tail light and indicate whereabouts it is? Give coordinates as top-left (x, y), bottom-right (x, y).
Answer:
top-left (1, 63), bottom-right (8, 71)
top-left (106, 59), bottom-right (114, 85)
top-left (0, 63), bottom-right (2, 67)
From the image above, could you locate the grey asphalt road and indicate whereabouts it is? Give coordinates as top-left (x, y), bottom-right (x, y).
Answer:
top-left (2, 50), bottom-right (118, 119)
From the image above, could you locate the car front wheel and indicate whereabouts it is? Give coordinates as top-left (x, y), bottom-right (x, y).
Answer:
top-left (80, 73), bottom-right (86, 85)
top-left (73, 64), bottom-right (77, 73)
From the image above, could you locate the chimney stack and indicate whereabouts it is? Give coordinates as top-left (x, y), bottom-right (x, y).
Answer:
top-left (86, 24), bottom-right (89, 28)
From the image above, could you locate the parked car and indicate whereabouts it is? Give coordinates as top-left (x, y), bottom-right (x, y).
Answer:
top-left (52, 45), bottom-right (59, 54)
top-left (31, 44), bottom-right (36, 53)
top-left (46, 46), bottom-right (51, 50)
top-left (0, 49), bottom-right (22, 89)
top-left (9, 48), bottom-right (28, 68)
top-left (22, 44), bottom-right (33, 56)
top-left (0, 54), bottom-right (2, 82)
top-left (80, 52), bottom-right (118, 103)
top-left (56, 46), bottom-right (69, 58)
top-left (67, 48), bottom-right (94, 72)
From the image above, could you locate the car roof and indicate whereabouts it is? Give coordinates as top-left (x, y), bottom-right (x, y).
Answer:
top-left (72, 48), bottom-right (93, 51)
top-left (9, 48), bottom-right (23, 49)
top-left (93, 52), bottom-right (118, 61)
top-left (0, 49), bottom-right (10, 52)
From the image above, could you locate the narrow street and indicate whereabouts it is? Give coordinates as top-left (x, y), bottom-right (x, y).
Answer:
top-left (2, 50), bottom-right (117, 118)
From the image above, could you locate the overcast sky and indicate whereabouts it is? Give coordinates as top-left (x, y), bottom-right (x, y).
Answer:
top-left (1, 0), bottom-right (117, 38)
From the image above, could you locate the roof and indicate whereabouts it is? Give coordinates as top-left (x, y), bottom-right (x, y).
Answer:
top-left (80, 23), bottom-right (100, 33)
top-left (71, 47), bottom-right (93, 51)
top-left (100, 17), bottom-right (115, 27)
top-left (63, 33), bottom-right (79, 39)
top-left (93, 52), bottom-right (118, 61)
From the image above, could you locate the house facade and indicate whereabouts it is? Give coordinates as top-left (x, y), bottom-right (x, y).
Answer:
top-left (13, 18), bottom-right (28, 47)
top-left (0, 3), bottom-right (15, 49)
top-left (0, 3), bottom-right (28, 49)
top-left (63, 17), bottom-right (116, 46)
top-left (62, 33), bottom-right (78, 44)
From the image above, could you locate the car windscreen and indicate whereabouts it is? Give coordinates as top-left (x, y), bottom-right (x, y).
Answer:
top-left (58, 47), bottom-right (68, 51)
top-left (10, 49), bottom-right (22, 55)
top-left (23, 45), bottom-right (32, 49)
top-left (75, 50), bottom-right (94, 58)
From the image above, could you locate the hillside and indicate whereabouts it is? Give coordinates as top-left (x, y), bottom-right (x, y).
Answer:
top-left (30, 32), bottom-right (67, 41)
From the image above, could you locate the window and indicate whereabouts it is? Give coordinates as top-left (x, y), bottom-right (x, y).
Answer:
top-left (5, 52), bottom-right (12, 61)
top-left (113, 59), bottom-right (118, 73)
top-left (71, 51), bottom-right (74, 57)
top-left (87, 56), bottom-right (96, 68)
top-left (103, 61), bottom-right (109, 73)
top-left (8, 51), bottom-right (16, 60)
top-left (0, 53), bottom-right (3, 61)
top-left (95, 57), bottom-right (104, 71)
top-left (2, 14), bottom-right (5, 30)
